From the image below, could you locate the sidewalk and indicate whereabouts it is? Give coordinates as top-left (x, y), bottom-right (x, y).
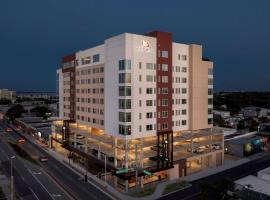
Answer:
top-left (0, 174), bottom-right (10, 200)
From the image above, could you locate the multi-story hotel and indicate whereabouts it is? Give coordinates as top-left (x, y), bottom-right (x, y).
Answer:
top-left (52, 31), bottom-right (223, 190)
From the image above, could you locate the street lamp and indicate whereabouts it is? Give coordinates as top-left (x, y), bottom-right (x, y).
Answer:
top-left (10, 156), bottom-right (15, 200)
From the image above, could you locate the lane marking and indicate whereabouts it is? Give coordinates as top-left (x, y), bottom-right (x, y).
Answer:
top-left (29, 187), bottom-right (40, 200)
top-left (27, 168), bottom-right (55, 200)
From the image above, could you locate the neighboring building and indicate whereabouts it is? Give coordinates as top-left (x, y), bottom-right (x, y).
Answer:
top-left (213, 110), bottom-right (230, 119)
top-left (0, 89), bottom-right (16, 102)
top-left (225, 135), bottom-right (265, 157)
top-left (52, 31), bottom-right (224, 190)
top-left (235, 167), bottom-right (270, 199)
top-left (15, 117), bottom-right (53, 143)
top-left (241, 107), bottom-right (270, 118)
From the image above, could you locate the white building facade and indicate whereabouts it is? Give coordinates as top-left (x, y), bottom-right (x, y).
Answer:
top-left (53, 31), bottom-right (223, 190)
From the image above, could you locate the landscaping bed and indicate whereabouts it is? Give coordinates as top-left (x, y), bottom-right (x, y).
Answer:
top-left (130, 187), bottom-right (156, 197)
top-left (163, 180), bottom-right (191, 195)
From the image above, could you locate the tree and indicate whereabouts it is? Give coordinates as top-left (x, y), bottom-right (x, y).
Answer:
top-left (213, 114), bottom-right (225, 126)
top-left (6, 104), bottom-right (25, 121)
top-left (237, 120), bottom-right (246, 130)
top-left (30, 106), bottom-right (51, 119)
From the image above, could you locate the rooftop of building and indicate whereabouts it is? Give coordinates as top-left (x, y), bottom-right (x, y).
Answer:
top-left (227, 135), bottom-right (261, 145)
top-left (235, 167), bottom-right (270, 196)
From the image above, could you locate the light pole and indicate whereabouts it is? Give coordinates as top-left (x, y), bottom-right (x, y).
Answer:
top-left (104, 154), bottom-right (107, 186)
top-left (10, 156), bottom-right (15, 200)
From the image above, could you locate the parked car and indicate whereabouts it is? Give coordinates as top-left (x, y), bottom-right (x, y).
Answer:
top-left (212, 144), bottom-right (221, 150)
top-left (17, 138), bottom-right (25, 144)
top-left (39, 156), bottom-right (48, 162)
top-left (194, 147), bottom-right (204, 154)
top-left (5, 128), bottom-right (12, 132)
top-left (76, 135), bottom-right (85, 139)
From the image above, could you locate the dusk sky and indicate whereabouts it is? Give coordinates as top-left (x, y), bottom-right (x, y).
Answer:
top-left (1, 0), bottom-right (269, 92)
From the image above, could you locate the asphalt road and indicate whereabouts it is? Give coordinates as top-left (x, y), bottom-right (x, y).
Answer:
top-left (1, 122), bottom-right (113, 200)
top-left (158, 151), bottom-right (270, 200)
top-left (0, 130), bottom-right (57, 200)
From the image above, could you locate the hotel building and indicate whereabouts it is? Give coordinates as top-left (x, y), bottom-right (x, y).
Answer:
top-left (52, 31), bottom-right (223, 190)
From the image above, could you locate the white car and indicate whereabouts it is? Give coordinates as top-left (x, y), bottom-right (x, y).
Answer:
top-left (212, 144), bottom-right (221, 150)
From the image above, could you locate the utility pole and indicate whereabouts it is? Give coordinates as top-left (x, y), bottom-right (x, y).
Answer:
top-left (10, 156), bottom-right (15, 200)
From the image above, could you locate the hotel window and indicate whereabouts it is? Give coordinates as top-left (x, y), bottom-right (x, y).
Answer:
top-left (182, 109), bottom-right (187, 115)
top-left (182, 99), bottom-right (187, 104)
top-left (119, 125), bottom-right (131, 135)
top-left (139, 125), bottom-right (142, 132)
top-left (146, 88), bottom-right (153, 94)
top-left (161, 51), bottom-right (168, 58)
top-left (119, 99), bottom-right (131, 109)
top-left (161, 111), bottom-right (168, 118)
top-left (139, 100), bottom-right (142, 107)
top-left (119, 86), bottom-right (131, 96)
top-left (146, 112), bottom-right (153, 118)
top-left (119, 59), bottom-right (131, 70)
top-left (162, 76), bottom-right (168, 83)
top-left (139, 113), bottom-right (142, 119)
top-left (208, 118), bottom-right (213, 125)
top-left (119, 73), bottom-right (131, 83)
top-left (139, 62), bottom-right (142, 69)
top-left (208, 88), bottom-right (213, 95)
top-left (139, 87), bottom-right (142, 94)
top-left (161, 99), bottom-right (168, 106)
top-left (208, 68), bottom-right (213, 75)
top-left (208, 98), bottom-right (213, 105)
top-left (100, 67), bottom-right (104, 73)
top-left (146, 100), bottom-right (153, 106)
top-left (182, 67), bottom-right (187, 73)
top-left (161, 64), bottom-right (168, 71)
top-left (208, 108), bottom-right (213, 114)
top-left (178, 54), bottom-right (181, 60)
top-left (161, 87), bottom-right (168, 94)
top-left (146, 75), bottom-right (154, 82)
top-left (182, 55), bottom-right (187, 61)
top-left (208, 78), bottom-right (213, 85)
top-left (93, 54), bottom-right (100, 63)
top-left (100, 88), bottom-right (104, 94)
top-left (182, 120), bottom-right (187, 125)
top-left (182, 88), bottom-right (187, 94)
top-left (139, 75), bottom-right (142, 82)
top-left (82, 56), bottom-right (91, 65)
top-left (146, 124), bottom-right (153, 131)
top-left (161, 122), bottom-right (168, 129)
top-left (182, 78), bottom-right (187, 83)
top-left (100, 120), bottom-right (104, 125)
top-left (146, 63), bottom-right (154, 70)
top-left (119, 112), bottom-right (131, 122)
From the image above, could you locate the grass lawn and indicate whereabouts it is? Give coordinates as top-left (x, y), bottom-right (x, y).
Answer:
top-left (163, 180), bottom-right (191, 195)
top-left (130, 187), bottom-right (156, 197)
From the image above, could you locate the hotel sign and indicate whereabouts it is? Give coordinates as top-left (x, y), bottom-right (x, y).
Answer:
top-left (136, 40), bottom-right (152, 53)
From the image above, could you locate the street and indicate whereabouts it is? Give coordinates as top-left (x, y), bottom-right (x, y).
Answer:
top-left (0, 122), bottom-right (113, 200)
top-left (158, 150), bottom-right (270, 200)
top-left (0, 128), bottom-right (63, 200)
